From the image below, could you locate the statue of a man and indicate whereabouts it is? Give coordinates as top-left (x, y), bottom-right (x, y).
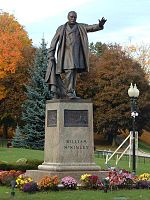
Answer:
top-left (45, 11), bottom-right (107, 99)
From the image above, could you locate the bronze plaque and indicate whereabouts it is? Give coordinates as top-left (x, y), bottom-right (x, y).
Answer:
top-left (64, 110), bottom-right (88, 127)
top-left (47, 110), bottom-right (57, 127)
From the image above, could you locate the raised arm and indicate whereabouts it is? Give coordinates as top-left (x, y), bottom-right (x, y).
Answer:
top-left (82, 17), bottom-right (107, 32)
top-left (98, 17), bottom-right (107, 27)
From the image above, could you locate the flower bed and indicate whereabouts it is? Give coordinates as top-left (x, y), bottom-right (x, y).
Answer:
top-left (108, 169), bottom-right (136, 190)
top-left (0, 170), bottom-right (23, 186)
top-left (1, 169), bottom-right (150, 193)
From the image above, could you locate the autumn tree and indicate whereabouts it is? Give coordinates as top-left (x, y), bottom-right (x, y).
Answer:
top-left (0, 46), bottom-right (35, 138)
top-left (0, 11), bottom-right (34, 138)
top-left (124, 43), bottom-right (150, 81)
top-left (0, 11), bottom-right (32, 81)
top-left (77, 42), bottom-right (150, 145)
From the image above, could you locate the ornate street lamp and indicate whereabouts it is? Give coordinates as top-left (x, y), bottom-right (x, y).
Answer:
top-left (128, 83), bottom-right (139, 175)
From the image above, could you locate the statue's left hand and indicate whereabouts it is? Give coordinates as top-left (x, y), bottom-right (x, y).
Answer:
top-left (99, 17), bottom-right (107, 26)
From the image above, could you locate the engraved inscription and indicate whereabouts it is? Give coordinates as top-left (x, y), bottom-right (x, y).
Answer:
top-left (64, 139), bottom-right (89, 150)
top-left (64, 110), bottom-right (88, 127)
top-left (47, 110), bottom-right (57, 127)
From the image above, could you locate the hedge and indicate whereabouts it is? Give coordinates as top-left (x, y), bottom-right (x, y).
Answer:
top-left (0, 160), bottom-right (43, 171)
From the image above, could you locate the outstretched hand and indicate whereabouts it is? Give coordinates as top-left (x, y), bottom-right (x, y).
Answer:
top-left (99, 17), bottom-right (107, 26)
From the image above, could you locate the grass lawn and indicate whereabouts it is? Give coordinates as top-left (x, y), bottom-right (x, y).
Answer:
top-left (0, 148), bottom-right (150, 199)
top-left (0, 147), bottom-right (150, 175)
top-left (139, 141), bottom-right (150, 153)
top-left (95, 156), bottom-right (150, 175)
top-left (0, 148), bottom-right (44, 162)
top-left (0, 186), bottom-right (150, 200)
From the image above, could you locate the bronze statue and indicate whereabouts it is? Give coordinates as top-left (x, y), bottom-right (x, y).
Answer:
top-left (45, 11), bottom-right (107, 99)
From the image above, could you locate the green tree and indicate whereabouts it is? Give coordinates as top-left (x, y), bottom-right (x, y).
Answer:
top-left (89, 42), bottom-right (107, 56)
top-left (12, 125), bottom-right (24, 147)
top-left (21, 39), bottom-right (49, 149)
top-left (77, 43), bottom-right (150, 145)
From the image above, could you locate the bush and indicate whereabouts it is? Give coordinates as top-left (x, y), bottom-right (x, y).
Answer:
top-left (0, 160), bottom-right (43, 171)
top-left (16, 158), bottom-right (27, 164)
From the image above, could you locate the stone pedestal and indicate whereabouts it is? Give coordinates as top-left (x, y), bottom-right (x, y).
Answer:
top-left (26, 99), bottom-right (106, 182)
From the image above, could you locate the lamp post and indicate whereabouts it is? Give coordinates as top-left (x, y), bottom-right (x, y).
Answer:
top-left (128, 83), bottom-right (139, 175)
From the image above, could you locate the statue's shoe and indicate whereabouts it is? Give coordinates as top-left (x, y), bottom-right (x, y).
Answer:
top-left (67, 92), bottom-right (80, 99)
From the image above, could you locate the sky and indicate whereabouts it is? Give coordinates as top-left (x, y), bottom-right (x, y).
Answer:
top-left (0, 0), bottom-right (150, 47)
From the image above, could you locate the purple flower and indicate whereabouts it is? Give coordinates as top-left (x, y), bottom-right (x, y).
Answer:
top-left (22, 182), bottom-right (38, 193)
top-left (61, 176), bottom-right (77, 189)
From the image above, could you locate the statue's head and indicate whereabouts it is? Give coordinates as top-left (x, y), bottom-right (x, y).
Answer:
top-left (67, 11), bottom-right (77, 25)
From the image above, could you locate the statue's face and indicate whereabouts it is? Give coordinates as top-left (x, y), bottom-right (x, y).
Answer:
top-left (68, 12), bottom-right (77, 24)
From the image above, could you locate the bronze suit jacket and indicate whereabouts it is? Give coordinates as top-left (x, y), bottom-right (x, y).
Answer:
top-left (45, 22), bottom-right (103, 82)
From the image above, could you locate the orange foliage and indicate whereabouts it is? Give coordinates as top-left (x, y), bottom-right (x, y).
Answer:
top-left (140, 131), bottom-right (150, 145)
top-left (125, 43), bottom-right (150, 81)
top-left (0, 85), bottom-right (7, 100)
top-left (0, 12), bottom-right (32, 79)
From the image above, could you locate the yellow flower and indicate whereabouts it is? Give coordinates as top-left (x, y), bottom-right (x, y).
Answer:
top-left (80, 173), bottom-right (91, 181)
top-left (20, 180), bottom-right (24, 184)
top-left (138, 173), bottom-right (150, 181)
